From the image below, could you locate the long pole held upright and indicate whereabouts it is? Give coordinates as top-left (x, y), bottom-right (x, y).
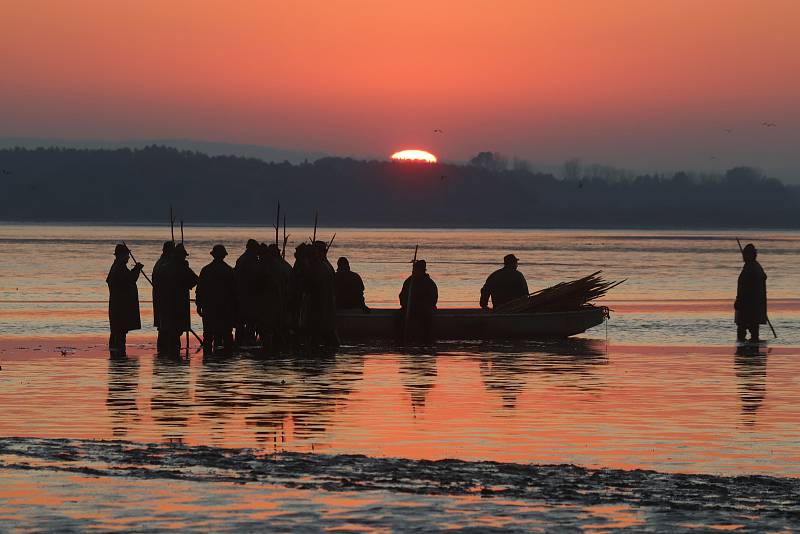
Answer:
top-left (282, 214), bottom-right (288, 258)
top-left (275, 201), bottom-right (281, 247)
top-left (736, 237), bottom-right (777, 339)
top-left (403, 244), bottom-right (419, 345)
top-left (312, 211), bottom-right (318, 243)
top-left (170, 204), bottom-right (175, 243)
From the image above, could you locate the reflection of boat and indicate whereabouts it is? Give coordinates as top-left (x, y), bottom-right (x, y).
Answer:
top-left (337, 306), bottom-right (606, 341)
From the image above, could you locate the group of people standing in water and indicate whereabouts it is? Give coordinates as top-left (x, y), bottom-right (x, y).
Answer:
top-left (107, 237), bottom-right (770, 355)
top-left (108, 238), bottom-right (522, 355)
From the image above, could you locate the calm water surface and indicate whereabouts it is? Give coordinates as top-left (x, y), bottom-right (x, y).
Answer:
top-left (1, 224), bottom-right (799, 530)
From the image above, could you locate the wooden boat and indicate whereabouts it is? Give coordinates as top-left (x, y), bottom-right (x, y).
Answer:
top-left (336, 306), bottom-right (607, 341)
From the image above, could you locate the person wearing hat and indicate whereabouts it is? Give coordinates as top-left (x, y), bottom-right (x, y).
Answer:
top-left (196, 244), bottom-right (237, 352)
top-left (159, 243), bottom-right (198, 352)
top-left (735, 243), bottom-right (768, 342)
top-left (335, 257), bottom-right (369, 312)
top-left (152, 241), bottom-right (175, 352)
top-left (106, 243), bottom-right (144, 355)
top-left (480, 254), bottom-right (529, 310)
top-left (399, 259), bottom-right (438, 344)
top-left (234, 239), bottom-right (261, 346)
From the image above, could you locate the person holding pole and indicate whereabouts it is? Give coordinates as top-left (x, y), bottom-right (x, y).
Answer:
top-left (399, 259), bottom-right (438, 345)
top-left (166, 243), bottom-right (198, 353)
top-left (735, 243), bottom-right (769, 342)
top-left (106, 243), bottom-right (143, 355)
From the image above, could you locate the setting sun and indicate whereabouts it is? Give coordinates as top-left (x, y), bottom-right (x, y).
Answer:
top-left (391, 149), bottom-right (437, 163)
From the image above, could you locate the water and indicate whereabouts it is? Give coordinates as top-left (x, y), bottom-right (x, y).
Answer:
top-left (1, 224), bottom-right (799, 530)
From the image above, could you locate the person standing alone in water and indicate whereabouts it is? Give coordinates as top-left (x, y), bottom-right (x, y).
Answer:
top-left (735, 243), bottom-right (768, 342)
top-left (106, 244), bottom-right (143, 355)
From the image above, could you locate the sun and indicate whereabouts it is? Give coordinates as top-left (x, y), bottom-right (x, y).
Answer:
top-left (391, 149), bottom-right (437, 163)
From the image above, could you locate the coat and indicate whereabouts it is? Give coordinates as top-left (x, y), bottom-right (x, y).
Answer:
top-left (480, 267), bottom-right (529, 308)
top-left (151, 254), bottom-right (172, 328)
top-left (107, 260), bottom-right (141, 333)
top-left (159, 259), bottom-right (198, 333)
top-left (196, 259), bottom-right (237, 331)
top-left (735, 260), bottom-right (767, 325)
top-left (335, 270), bottom-right (366, 309)
top-left (306, 259), bottom-right (337, 332)
top-left (399, 273), bottom-right (438, 316)
top-left (234, 250), bottom-right (264, 322)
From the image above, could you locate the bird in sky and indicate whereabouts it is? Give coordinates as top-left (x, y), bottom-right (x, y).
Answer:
top-left (724, 128), bottom-right (733, 133)
top-left (433, 129), bottom-right (443, 133)
top-left (710, 156), bottom-right (718, 160)
top-left (762, 122), bottom-right (777, 127)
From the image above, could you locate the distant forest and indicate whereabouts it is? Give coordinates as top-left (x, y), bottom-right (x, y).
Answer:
top-left (0, 146), bottom-right (797, 228)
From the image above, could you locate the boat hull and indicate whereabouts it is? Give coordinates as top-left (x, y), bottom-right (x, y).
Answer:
top-left (336, 307), bottom-right (606, 341)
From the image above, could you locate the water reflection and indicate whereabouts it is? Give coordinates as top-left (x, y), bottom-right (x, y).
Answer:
top-left (471, 339), bottom-right (608, 408)
top-left (150, 355), bottom-right (191, 443)
top-left (398, 353), bottom-right (438, 411)
top-left (106, 355), bottom-right (140, 437)
top-left (734, 345), bottom-right (769, 427)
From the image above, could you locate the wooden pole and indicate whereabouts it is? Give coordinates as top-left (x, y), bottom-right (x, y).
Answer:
top-left (403, 245), bottom-right (419, 345)
top-left (312, 211), bottom-right (318, 243)
top-left (275, 201), bottom-right (280, 247)
top-left (282, 214), bottom-right (288, 258)
top-left (121, 241), bottom-right (152, 286)
top-left (169, 204), bottom-right (175, 243)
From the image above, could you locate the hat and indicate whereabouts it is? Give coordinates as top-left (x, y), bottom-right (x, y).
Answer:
top-left (162, 241), bottom-right (175, 254)
top-left (211, 244), bottom-right (227, 258)
top-left (742, 243), bottom-right (757, 260)
top-left (114, 243), bottom-right (129, 257)
top-left (413, 259), bottom-right (427, 272)
top-left (503, 254), bottom-right (519, 265)
top-left (175, 243), bottom-right (189, 257)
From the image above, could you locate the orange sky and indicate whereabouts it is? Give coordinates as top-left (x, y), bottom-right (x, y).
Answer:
top-left (1, 0), bottom-right (799, 178)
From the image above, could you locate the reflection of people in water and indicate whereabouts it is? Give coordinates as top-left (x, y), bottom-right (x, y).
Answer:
top-left (150, 355), bottom-right (192, 443)
top-left (106, 354), bottom-right (140, 437)
top-left (398, 353), bottom-right (438, 411)
top-left (475, 339), bottom-right (608, 409)
top-left (734, 346), bottom-right (768, 427)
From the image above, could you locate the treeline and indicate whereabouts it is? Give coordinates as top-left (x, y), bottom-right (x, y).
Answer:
top-left (0, 146), bottom-right (797, 227)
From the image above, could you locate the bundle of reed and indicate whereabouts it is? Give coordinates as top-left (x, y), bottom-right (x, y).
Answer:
top-left (495, 271), bottom-right (624, 313)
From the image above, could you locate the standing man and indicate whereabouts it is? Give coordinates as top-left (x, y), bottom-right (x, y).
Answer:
top-left (735, 243), bottom-right (768, 342)
top-left (335, 257), bottom-right (369, 312)
top-left (170, 244), bottom-right (199, 349)
top-left (106, 244), bottom-right (143, 355)
top-left (234, 239), bottom-right (261, 346)
top-left (399, 260), bottom-right (438, 344)
top-left (152, 241), bottom-right (174, 353)
top-left (196, 244), bottom-right (236, 352)
top-left (480, 254), bottom-right (529, 310)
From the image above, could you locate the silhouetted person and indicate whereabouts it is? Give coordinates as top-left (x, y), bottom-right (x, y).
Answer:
top-left (306, 241), bottom-right (338, 348)
top-left (480, 254), bottom-right (529, 310)
top-left (335, 257), bottom-right (368, 312)
top-left (735, 243), bottom-right (767, 342)
top-left (234, 239), bottom-right (261, 346)
top-left (264, 243), bottom-right (292, 347)
top-left (152, 241), bottom-right (175, 352)
top-left (106, 243), bottom-right (143, 355)
top-left (196, 245), bottom-right (236, 353)
top-left (256, 242), bottom-right (282, 351)
top-left (399, 260), bottom-right (438, 344)
top-left (164, 244), bottom-right (198, 350)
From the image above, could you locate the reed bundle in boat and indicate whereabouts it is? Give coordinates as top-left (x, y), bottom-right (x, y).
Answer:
top-left (495, 271), bottom-right (624, 313)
